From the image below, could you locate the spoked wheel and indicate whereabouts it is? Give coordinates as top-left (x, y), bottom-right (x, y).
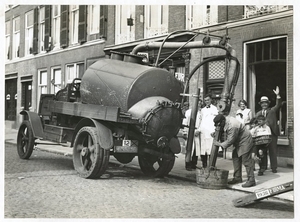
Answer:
top-left (17, 120), bottom-right (35, 159)
top-left (138, 150), bottom-right (175, 178)
top-left (73, 127), bottom-right (109, 179)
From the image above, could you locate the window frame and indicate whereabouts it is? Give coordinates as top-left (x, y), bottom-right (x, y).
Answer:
top-left (70, 5), bottom-right (79, 44)
top-left (25, 10), bottom-right (34, 56)
top-left (39, 6), bottom-right (46, 52)
top-left (12, 16), bottom-right (20, 59)
top-left (186, 5), bottom-right (218, 29)
top-left (65, 62), bottom-right (84, 86)
top-left (115, 5), bottom-right (135, 44)
top-left (50, 67), bottom-right (62, 94)
top-left (89, 5), bottom-right (100, 35)
top-left (5, 20), bottom-right (11, 60)
top-left (144, 5), bottom-right (168, 38)
top-left (37, 69), bottom-right (48, 104)
top-left (52, 5), bottom-right (61, 48)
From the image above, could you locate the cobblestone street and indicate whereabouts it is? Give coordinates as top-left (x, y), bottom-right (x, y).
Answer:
top-left (4, 143), bottom-right (294, 219)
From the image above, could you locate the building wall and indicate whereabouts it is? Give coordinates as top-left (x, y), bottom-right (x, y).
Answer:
top-left (168, 5), bottom-right (186, 32)
top-left (5, 5), bottom-right (294, 166)
top-left (188, 14), bottom-right (293, 166)
top-left (135, 6), bottom-right (144, 41)
top-left (6, 42), bottom-right (106, 126)
top-left (106, 5), bottom-right (116, 46)
top-left (218, 5), bottom-right (244, 23)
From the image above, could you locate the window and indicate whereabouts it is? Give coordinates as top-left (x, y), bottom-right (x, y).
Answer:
top-left (115, 5), bottom-right (135, 44)
top-left (144, 5), bottom-right (168, 38)
top-left (38, 70), bottom-right (48, 103)
top-left (65, 63), bottom-right (84, 85)
top-left (52, 5), bottom-right (61, 48)
top-left (12, 16), bottom-right (20, 59)
top-left (89, 5), bottom-right (100, 34)
top-left (25, 10), bottom-right (34, 56)
top-left (5, 21), bottom-right (10, 60)
top-left (51, 68), bottom-right (61, 94)
top-left (204, 58), bottom-right (226, 101)
top-left (186, 5), bottom-right (218, 29)
top-left (39, 7), bottom-right (45, 52)
top-left (70, 5), bottom-right (79, 44)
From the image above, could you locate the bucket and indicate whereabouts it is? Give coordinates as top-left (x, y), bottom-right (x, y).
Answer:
top-left (196, 168), bottom-right (229, 189)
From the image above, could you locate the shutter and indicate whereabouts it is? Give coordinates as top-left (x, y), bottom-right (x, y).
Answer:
top-left (44, 5), bottom-right (51, 51)
top-left (60, 5), bottom-right (69, 48)
top-left (99, 5), bottom-right (108, 39)
top-left (32, 7), bottom-right (39, 54)
top-left (78, 5), bottom-right (87, 44)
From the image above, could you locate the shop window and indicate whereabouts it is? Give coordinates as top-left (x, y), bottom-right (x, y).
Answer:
top-left (144, 5), bottom-right (168, 38)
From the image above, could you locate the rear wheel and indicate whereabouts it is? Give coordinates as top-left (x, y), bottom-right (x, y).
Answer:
top-left (138, 150), bottom-right (175, 178)
top-left (73, 127), bottom-right (109, 179)
top-left (17, 120), bottom-right (35, 159)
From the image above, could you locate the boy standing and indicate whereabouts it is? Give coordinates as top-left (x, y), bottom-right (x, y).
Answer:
top-left (250, 115), bottom-right (272, 176)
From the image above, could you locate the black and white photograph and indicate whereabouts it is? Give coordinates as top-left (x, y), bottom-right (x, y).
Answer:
top-left (2, 0), bottom-right (298, 221)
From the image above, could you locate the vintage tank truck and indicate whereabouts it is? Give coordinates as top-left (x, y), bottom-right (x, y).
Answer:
top-left (16, 30), bottom-right (239, 179)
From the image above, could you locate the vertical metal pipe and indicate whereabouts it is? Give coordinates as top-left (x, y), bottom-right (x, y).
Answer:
top-left (185, 88), bottom-right (200, 163)
top-left (208, 125), bottom-right (223, 168)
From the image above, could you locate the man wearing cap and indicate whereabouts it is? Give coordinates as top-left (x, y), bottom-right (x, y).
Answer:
top-left (256, 86), bottom-right (282, 173)
top-left (213, 114), bottom-right (256, 188)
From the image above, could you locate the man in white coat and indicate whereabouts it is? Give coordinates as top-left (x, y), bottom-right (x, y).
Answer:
top-left (198, 94), bottom-right (218, 168)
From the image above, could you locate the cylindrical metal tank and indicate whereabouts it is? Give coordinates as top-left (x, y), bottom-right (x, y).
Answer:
top-left (80, 58), bottom-right (183, 112)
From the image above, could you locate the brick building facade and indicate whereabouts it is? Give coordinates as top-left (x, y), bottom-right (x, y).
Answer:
top-left (5, 5), bottom-right (293, 167)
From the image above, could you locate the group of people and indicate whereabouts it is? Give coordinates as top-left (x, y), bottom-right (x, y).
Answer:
top-left (182, 86), bottom-right (282, 188)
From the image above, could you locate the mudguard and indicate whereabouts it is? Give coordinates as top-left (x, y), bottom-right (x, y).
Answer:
top-left (71, 118), bottom-right (113, 150)
top-left (20, 110), bottom-right (44, 139)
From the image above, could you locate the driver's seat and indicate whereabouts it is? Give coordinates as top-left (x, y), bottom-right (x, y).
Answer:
top-left (67, 78), bottom-right (81, 102)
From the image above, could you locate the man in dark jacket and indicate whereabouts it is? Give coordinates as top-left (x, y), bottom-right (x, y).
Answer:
top-left (213, 114), bottom-right (256, 188)
top-left (256, 86), bottom-right (282, 173)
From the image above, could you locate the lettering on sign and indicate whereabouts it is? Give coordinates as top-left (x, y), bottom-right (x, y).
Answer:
top-left (271, 185), bottom-right (285, 193)
top-left (255, 189), bottom-right (270, 199)
top-left (122, 140), bottom-right (132, 147)
top-left (175, 72), bottom-right (185, 82)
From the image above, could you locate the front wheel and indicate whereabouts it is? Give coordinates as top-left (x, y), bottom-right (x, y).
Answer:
top-left (17, 120), bottom-right (35, 159)
top-left (73, 127), bottom-right (109, 179)
top-left (138, 150), bottom-right (175, 178)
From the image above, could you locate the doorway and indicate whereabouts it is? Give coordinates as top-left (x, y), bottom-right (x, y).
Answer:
top-left (5, 78), bottom-right (17, 120)
top-left (246, 37), bottom-right (287, 135)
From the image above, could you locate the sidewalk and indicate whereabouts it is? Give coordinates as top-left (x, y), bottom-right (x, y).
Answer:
top-left (5, 127), bottom-right (294, 202)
